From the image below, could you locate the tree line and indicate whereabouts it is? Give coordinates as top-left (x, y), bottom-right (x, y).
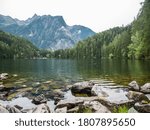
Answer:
top-left (52, 0), bottom-right (150, 60)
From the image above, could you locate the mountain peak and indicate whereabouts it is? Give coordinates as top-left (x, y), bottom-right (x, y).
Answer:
top-left (0, 14), bottom-right (95, 50)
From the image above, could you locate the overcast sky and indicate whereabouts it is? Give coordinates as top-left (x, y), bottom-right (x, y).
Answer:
top-left (0, 0), bottom-right (144, 32)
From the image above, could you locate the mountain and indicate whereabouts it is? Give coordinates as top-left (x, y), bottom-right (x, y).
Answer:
top-left (0, 14), bottom-right (95, 50)
top-left (0, 30), bottom-right (38, 58)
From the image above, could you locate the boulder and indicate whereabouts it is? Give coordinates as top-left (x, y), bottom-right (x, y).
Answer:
top-left (128, 81), bottom-right (139, 91)
top-left (0, 105), bottom-right (9, 113)
top-left (126, 91), bottom-right (147, 102)
top-left (134, 102), bottom-right (150, 113)
top-left (83, 101), bottom-right (111, 113)
top-left (55, 107), bottom-right (67, 113)
top-left (71, 81), bottom-right (94, 96)
top-left (29, 104), bottom-right (51, 113)
top-left (32, 94), bottom-right (47, 105)
top-left (140, 83), bottom-right (150, 94)
top-left (91, 84), bottom-right (132, 108)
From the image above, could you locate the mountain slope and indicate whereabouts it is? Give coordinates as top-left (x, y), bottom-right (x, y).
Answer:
top-left (0, 30), bottom-right (38, 58)
top-left (0, 14), bottom-right (95, 50)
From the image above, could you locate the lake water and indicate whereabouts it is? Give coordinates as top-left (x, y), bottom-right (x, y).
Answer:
top-left (0, 59), bottom-right (150, 85)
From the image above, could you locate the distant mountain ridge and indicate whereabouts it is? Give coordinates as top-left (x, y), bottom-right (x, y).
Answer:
top-left (0, 14), bottom-right (95, 50)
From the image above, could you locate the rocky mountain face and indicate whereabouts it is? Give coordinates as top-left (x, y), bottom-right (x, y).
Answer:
top-left (0, 14), bottom-right (95, 50)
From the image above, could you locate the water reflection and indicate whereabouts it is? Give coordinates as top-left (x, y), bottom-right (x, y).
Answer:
top-left (0, 59), bottom-right (150, 85)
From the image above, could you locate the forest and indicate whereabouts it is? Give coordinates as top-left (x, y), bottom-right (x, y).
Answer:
top-left (53, 0), bottom-right (150, 60)
top-left (0, 0), bottom-right (149, 60)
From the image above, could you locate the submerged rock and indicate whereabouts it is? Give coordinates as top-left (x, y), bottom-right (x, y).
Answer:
top-left (0, 73), bottom-right (9, 80)
top-left (32, 94), bottom-right (47, 105)
top-left (128, 81), bottom-right (140, 91)
top-left (140, 83), bottom-right (150, 94)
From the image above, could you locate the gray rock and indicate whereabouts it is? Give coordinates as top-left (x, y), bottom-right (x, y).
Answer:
top-left (0, 73), bottom-right (9, 80)
top-left (55, 96), bottom-right (101, 112)
top-left (71, 81), bottom-right (94, 96)
top-left (128, 107), bottom-right (138, 113)
top-left (134, 102), bottom-right (150, 113)
top-left (55, 98), bottom-right (84, 110)
top-left (145, 94), bottom-right (150, 101)
top-left (55, 107), bottom-right (67, 113)
top-left (6, 105), bottom-right (22, 113)
top-left (29, 104), bottom-right (51, 113)
top-left (126, 91), bottom-right (147, 102)
top-left (32, 82), bottom-right (41, 88)
top-left (128, 81), bottom-right (139, 91)
top-left (67, 106), bottom-right (79, 113)
top-left (140, 83), bottom-right (150, 94)
top-left (0, 85), bottom-right (5, 91)
top-left (91, 84), bottom-right (131, 107)
top-left (32, 94), bottom-right (47, 105)
top-left (83, 101), bottom-right (111, 113)
top-left (0, 105), bottom-right (9, 113)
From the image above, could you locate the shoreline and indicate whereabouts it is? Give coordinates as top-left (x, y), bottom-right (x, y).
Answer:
top-left (0, 73), bottom-right (150, 113)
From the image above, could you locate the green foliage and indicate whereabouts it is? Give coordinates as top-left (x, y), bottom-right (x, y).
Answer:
top-left (0, 30), bottom-right (39, 59)
top-left (113, 105), bottom-right (129, 113)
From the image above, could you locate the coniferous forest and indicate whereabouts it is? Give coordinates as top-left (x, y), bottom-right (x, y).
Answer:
top-left (53, 0), bottom-right (150, 60)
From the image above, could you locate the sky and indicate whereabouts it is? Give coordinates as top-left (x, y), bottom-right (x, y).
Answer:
top-left (0, 0), bottom-right (144, 32)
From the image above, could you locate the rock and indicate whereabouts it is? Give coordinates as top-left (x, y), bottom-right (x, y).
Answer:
top-left (67, 106), bottom-right (79, 113)
top-left (6, 105), bottom-right (22, 113)
top-left (71, 81), bottom-right (94, 96)
top-left (53, 89), bottom-right (64, 97)
top-left (29, 104), bottom-right (51, 113)
top-left (128, 107), bottom-right (138, 113)
top-left (0, 73), bottom-right (9, 80)
top-left (145, 94), bottom-right (150, 101)
top-left (0, 85), bottom-right (5, 91)
top-left (55, 98), bottom-right (84, 110)
top-left (91, 84), bottom-right (132, 108)
top-left (55, 107), bottom-right (67, 113)
top-left (134, 102), bottom-right (150, 113)
top-left (43, 81), bottom-right (52, 84)
top-left (128, 81), bottom-right (140, 91)
top-left (55, 97), bottom-right (99, 111)
top-left (14, 105), bottom-right (23, 110)
top-left (83, 101), bottom-right (111, 113)
top-left (140, 83), bottom-right (150, 94)
top-left (32, 94), bottom-right (47, 105)
top-left (13, 74), bottom-right (18, 77)
top-left (54, 97), bottom-right (62, 105)
top-left (0, 105), bottom-right (9, 113)
top-left (126, 91), bottom-right (147, 102)
top-left (32, 82), bottom-right (41, 87)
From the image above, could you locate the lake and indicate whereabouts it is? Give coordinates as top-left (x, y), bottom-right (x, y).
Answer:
top-left (0, 59), bottom-right (150, 85)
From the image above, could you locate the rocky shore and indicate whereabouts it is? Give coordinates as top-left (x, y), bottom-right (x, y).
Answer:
top-left (0, 73), bottom-right (150, 113)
